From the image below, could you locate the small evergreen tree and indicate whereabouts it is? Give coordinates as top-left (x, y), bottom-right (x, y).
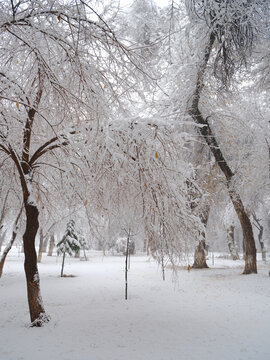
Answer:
top-left (57, 220), bottom-right (80, 277)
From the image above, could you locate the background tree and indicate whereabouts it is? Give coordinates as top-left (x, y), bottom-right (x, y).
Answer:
top-left (57, 219), bottom-right (80, 277)
top-left (158, 0), bottom-right (270, 273)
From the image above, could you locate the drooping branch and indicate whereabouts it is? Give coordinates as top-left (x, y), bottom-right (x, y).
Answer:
top-left (29, 137), bottom-right (58, 166)
top-left (0, 143), bottom-right (10, 156)
top-left (29, 133), bottom-right (73, 167)
top-left (187, 0), bottom-right (256, 85)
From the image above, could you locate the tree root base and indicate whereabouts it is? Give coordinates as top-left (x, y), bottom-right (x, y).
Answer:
top-left (242, 269), bottom-right (257, 275)
top-left (30, 312), bottom-right (50, 327)
top-left (192, 264), bottom-right (209, 269)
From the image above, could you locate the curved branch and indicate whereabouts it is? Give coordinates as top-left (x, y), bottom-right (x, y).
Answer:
top-left (29, 137), bottom-right (58, 166)
top-left (0, 143), bottom-right (10, 156)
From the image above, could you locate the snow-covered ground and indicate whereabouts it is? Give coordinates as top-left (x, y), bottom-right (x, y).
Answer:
top-left (0, 251), bottom-right (270, 360)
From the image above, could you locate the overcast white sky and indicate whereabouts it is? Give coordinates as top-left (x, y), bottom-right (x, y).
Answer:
top-left (122, 0), bottom-right (170, 8)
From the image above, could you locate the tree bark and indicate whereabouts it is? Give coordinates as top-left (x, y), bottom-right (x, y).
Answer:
top-left (23, 202), bottom-right (49, 326)
top-left (188, 32), bottom-right (257, 274)
top-left (192, 239), bottom-right (208, 269)
top-left (227, 225), bottom-right (240, 260)
top-left (230, 195), bottom-right (257, 273)
top-left (192, 205), bottom-right (210, 269)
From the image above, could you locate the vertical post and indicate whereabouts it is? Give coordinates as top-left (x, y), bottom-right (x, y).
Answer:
top-left (61, 251), bottom-right (66, 277)
top-left (161, 249), bottom-right (165, 281)
top-left (125, 229), bottom-right (130, 300)
top-left (161, 221), bottom-right (165, 280)
top-left (37, 227), bottom-right (43, 263)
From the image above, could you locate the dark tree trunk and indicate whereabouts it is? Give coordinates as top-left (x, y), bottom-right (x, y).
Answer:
top-left (188, 32), bottom-right (257, 274)
top-left (231, 195), bottom-right (257, 273)
top-left (2, 74), bottom-right (49, 324)
top-left (61, 251), bottom-right (66, 277)
top-left (23, 202), bottom-right (49, 326)
top-left (227, 225), bottom-right (240, 260)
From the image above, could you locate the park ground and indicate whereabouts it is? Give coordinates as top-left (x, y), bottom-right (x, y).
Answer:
top-left (0, 250), bottom-right (270, 360)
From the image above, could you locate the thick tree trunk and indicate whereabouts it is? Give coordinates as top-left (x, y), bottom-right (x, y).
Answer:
top-left (192, 205), bottom-right (210, 269)
top-left (227, 225), bottom-right (240, 260)
top-left (188, 32), bottom-right (257, 274)
top-left (0, 206), bottom-right (23, 278)
top-left (192, 238), bottom-right (208, 269)
top-left (23, 202), bottom-right (49, 326)
top-left (47, 234), bottom-right (55, 256)
top-left (37, 227), bottom-right (43, 263)
top-left (230, 194), bottom-right (256, 273)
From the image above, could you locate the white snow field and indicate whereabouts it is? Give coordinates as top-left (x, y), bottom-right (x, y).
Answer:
top-left (0, 251), bottom-right (270, 360)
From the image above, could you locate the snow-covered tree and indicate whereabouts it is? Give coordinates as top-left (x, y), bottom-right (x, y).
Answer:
top-left (0, 0), bottom-right (145, 326)
top-left (57, 219), bottom-right (81, 277)
top-left (157, 0), bottom-right (270, 274)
